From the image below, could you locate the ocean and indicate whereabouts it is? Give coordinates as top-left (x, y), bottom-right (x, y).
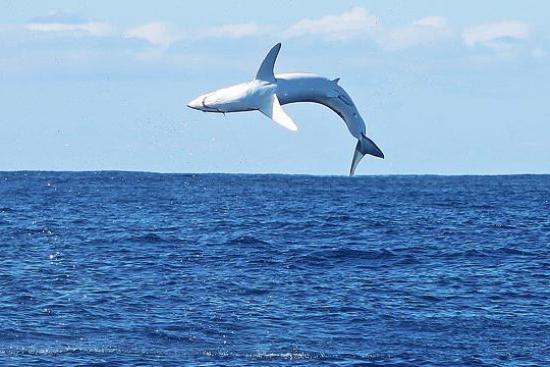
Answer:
top-left (0, 172), bottom-right (548, 366)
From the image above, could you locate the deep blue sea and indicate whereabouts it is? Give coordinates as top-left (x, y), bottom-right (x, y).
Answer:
top-left (0, 172), bottom-right (548, 366)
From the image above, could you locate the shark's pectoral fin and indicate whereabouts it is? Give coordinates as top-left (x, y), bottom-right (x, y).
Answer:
top-left (254, 43), bottom-right (298, 131)
top-left (259, 94), bottom-right (298, 132)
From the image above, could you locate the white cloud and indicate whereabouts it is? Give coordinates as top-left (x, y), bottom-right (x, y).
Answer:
top-left (19, 11), bottom-right (266, 49)
top-left (201, 23), bottom-right (262, 39)
top-left (283, 7), bottom-right (378, 41)
top-left (124, 22), bottom-right (179, 47)
top-left (24, 11), bottom-right (114, 36)
top-left (281, 9), bottom-right (452, 49)
top-left (382, 16), bottom-right (450, 49)
top-left (12, 8), bottom-right (540, 63)
top-left (463, 21), bottom-right (530, 48)
top-left (25, 22), bottom-right (114, 36)
top-left (413, 16), bottom-right (448, 29)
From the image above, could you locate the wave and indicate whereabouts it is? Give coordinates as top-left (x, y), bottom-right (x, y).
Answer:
top-left (289, 247), bottom-right (399, 267)
top-left (224, 236), bottom-right (271, 247)
top-left (127, 233), bottom-right (169, 244)
top-left (495, 246), bottom-right (537, 256)
top-left (0, 346), bottom-right (391, 363)
top-left (200, 350), bottom-right (392, 362)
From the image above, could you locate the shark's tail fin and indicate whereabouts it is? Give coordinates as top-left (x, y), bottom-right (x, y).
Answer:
top-left (350, 134), bottom-right (384, 176)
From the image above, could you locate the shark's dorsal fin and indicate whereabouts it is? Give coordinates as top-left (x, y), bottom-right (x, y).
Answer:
top-left (259, 94), bottom-right (298, 131)
top-left (255, 43), bottom-right (281, 82)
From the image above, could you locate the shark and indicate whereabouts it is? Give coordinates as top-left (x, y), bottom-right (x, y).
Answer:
top-left (187, 43), bottom-right (384, 175)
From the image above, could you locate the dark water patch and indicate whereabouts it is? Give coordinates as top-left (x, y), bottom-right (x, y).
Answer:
top-left (126, 233), bottom-right (170, 244)
top-left (225, 235), bottom-right (272, 247)
top-left (290, 247), bottom-right (399, 267)
top-left (441, 248), bottom-right (489, 259)
top-left (495, 247), bottom-right (537, 256)
top-left (489, 223), bottom-right (517, 230)
top-left (325, 214), bottom-right (353, 223)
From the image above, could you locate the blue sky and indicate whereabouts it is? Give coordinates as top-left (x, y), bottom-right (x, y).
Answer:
top-left (1, 0), bottom-right (549, 174)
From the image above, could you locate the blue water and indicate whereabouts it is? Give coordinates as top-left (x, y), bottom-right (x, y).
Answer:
top-left (0, 172), bottom-right (548, 366)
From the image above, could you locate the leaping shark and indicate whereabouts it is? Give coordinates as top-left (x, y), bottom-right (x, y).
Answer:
top-left (187, 43), bottom-right (384, 175)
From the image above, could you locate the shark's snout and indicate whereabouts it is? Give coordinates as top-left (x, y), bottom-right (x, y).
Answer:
top-left (187, 96), bottom-right (205, 110)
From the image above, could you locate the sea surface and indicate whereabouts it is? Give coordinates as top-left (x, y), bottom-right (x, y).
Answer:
top-left (0, 172), bottom-right (548, 366)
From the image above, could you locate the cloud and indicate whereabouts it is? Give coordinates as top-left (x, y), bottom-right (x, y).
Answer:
top-left (124, 22), bottom-right (180, 47)
top-left (283, 7), bottom-right (377, 41)
top-left (463, 21), bottom-right (530, 48)
top-left (15, 10), bottom-right (267, 51)
top-left (200, 23), bottom-right (262, 39)
top-left (281, 9), bottom-right (452, 49)
top-left (24, 11), bottom-right (114, 36)
top-left (5, 8), bottom-right (541, 76)
top-left (29, 11), bottom-right (89, 24)
top-left (382, 16), bottom-right (450, 49)
top-left (125, 22), bottom-right (266, 47)
top-left (413, 16), bottom-right (448, 29)
top-left (25, 22), bottom-right (113, 36)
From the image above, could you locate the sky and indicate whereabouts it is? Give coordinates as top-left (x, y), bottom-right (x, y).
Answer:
top-left (0, 0), bottom-right (549, 175)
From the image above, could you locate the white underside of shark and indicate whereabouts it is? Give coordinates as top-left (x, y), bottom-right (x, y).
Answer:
top-left (187, 43), bottom-right (384, 175)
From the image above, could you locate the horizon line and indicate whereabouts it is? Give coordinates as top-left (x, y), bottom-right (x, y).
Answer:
top-left (0, 169), bottom-right (548, 177)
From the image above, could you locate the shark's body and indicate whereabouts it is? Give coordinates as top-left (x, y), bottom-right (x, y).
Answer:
top-left (187, 43), bottom-right (384, 175)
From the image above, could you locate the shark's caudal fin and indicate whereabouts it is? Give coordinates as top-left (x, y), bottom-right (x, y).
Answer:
top-left (259, 94), bottom-right (298, 131)
top-left (350, 134), bottom-right (384, 176)
top-left (255, 43), bottom-right (281, 82)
